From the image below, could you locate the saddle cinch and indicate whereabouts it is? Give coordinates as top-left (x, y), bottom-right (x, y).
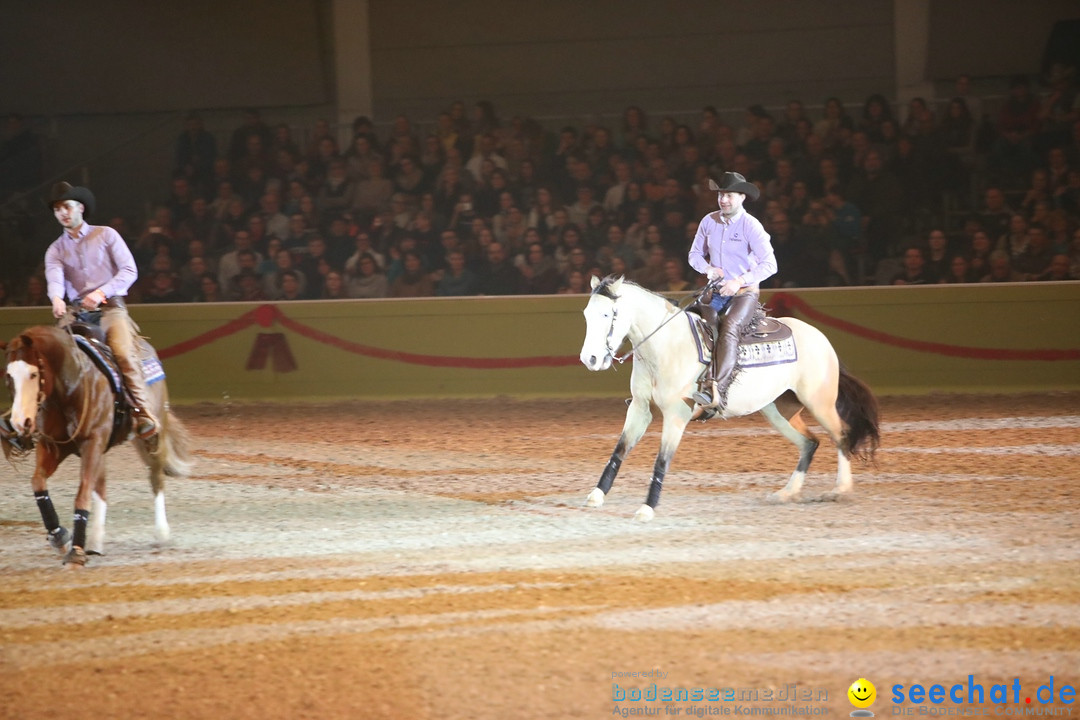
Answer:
top-left (686, 300), bottom-right (798, 369)
top-left (68, 319), bottom-right (165, 448)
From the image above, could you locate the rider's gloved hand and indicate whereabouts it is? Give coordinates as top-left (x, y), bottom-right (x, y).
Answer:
top-left (706, 267), bottom-right (723, 282)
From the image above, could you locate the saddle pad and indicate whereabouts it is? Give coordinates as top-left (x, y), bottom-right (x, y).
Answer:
top-left (72, 335), bottom-right (123, 395)
top-left (686, 314), bottom-right (798, 368)
top-left (141, 355), bottom-right (165, 386)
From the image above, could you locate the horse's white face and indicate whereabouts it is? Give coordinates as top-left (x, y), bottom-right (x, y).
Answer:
top-left (6, 360), bottom-right (40, 436)
top-left (580, 276), bottom-right (630, 372)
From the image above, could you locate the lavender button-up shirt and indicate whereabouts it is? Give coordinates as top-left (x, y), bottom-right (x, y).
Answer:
top-left (44, 223), bottom-right (138, 302)
top-left (687, 209), bottom-right (777, 287)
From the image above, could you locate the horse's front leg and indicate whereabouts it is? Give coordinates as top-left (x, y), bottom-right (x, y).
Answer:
top-left (634, 399), bottom-right (692, 522)
top-left (31, 445), bottom-right (70, 553)
top-left (586, 395), bottom-right (652, 508)
top-left (65, 435), bottom-right (107, 567)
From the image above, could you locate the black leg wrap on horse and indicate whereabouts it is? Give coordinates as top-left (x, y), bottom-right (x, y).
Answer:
top-left (796, 438), bottom-right (820, 473)
top-left (34, 491), bottom-right (61, 533)
top-left (597, 452), bottom-right (624, 494)
top-left (72, 509), bottom-right (90, 549)
top-left (645, 457), bottom-right (668, 508)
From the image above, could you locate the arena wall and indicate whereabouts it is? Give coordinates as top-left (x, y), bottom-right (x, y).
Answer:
top-left (1, 282), bottom-right (1077, 403)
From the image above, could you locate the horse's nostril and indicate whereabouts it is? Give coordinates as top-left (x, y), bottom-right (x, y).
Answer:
top-left (589, 355), bottom-right (597, 366)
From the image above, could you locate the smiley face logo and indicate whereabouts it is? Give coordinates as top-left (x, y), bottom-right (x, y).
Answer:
top-left (848, 678), bottom-right (876, 709)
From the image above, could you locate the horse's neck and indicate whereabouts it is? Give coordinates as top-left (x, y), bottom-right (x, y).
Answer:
top-left (41, 329), bottom-right (83, 399)
top-left (624, 286), bottom-right (682, 355)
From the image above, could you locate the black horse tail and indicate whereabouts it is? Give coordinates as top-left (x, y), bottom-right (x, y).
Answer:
top-left (836, 365), bottom-right (880, 462)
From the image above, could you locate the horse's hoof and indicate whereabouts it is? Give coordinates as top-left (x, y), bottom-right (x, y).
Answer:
top-left (585, 488), bottom-right (605, 508)
top-left (766, 491), bottom-right (797, 504)
top-left (63, 547), bottom-right (88, 567)
top-left (48, 527), bottom-right (71, 552)
top-left (632, 505), bottom-right (655, 523)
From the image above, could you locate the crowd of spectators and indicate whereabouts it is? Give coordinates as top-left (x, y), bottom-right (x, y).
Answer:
top-left (2, 66), bottom-right (1079, 306)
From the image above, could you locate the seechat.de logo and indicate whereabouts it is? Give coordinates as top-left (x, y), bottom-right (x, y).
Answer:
top-left (849, 678), bottom-right (877, 717)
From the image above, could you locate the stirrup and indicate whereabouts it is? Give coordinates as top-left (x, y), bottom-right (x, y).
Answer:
top-left (692, 381), bottom-right (719, 409)
top-left (133, 411), bottom-right (159, 441)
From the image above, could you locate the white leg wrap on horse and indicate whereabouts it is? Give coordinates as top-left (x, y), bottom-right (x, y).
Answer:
top-left (585, 488), bottom-right (606, 507)
top-left (770, 470), bottom-right (806, 503)
top-left (833, 451), bottom-right (853, 493)
top-left (633, 505), bottom-right (655, 522)
top-left (154, 491), bottom-right (170, 542)
top-left (87, 491), bottom-right (107, 555)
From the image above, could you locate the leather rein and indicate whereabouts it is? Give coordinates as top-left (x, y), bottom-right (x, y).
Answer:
top-left (606, 280), bottom-right (718, 365)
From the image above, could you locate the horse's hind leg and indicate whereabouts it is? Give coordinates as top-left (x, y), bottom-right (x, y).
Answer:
top-left (586, 396), bottom-right (652, 508)
top-left (136, 438), bottom-right (170, 543)
top-left (760, 398), bottom-right (819, 503)
top-left (801, 391), bottom-right (853, 497)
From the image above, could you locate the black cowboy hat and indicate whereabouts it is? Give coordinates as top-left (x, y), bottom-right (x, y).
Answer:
top-left (708, 172), bottom-right (760, 201)
top-left (50, 182), bottom-right (96, 215)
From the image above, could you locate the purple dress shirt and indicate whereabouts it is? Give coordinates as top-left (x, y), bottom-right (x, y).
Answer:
top-left (44, 223), bottom-right (138, 302)
top-left (687, 209), bottom-right (777, 287)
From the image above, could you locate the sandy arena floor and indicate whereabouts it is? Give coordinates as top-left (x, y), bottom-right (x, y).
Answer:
top-left (0, 392), bottom-right (1078, 719)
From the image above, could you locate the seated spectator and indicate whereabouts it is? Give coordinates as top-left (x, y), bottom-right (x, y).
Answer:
top-left (942, 254), bottom-right (976, 284)
top-left (194, 272), bottom-right (225, 302)
top-left (661, 258), bottom-right (690, 292)
top-left (389, 250), bottom-right (435, 297)
top-left (231, 268), bottom-right (268, 301)
top-left (1013, 225), bottom-right (1056, 279)
top-left (924, 229), bottom-right (953, 281)
top-left (435, 249), bottom-right (477, 297)
top-left (317, 159), bottom-right (357, 224)
top-left (218, 231), bottom-right (264, 291)
top-left (1035, 253), bottom-right (1076, 281)
top-left (178, 254), bottom-right (213, 300)
top-left (476, 241), bottom-right (522, 295)
top-left (891, 246), bottom-right (936, 285)
top-left (632, 245), bottom-right (668, 290)
top-left (518, 242), bottom-right (561, 295)
top-left (346, 252), bottom-right (389, 298)
top-left (265, 248), bottom-right (308, 300)
top-left (320, 270), bottom-right (350, 299)
top-left (558, 269), bottom-right (588, 294)
top-left (277, 269), bottom-right (306, 301)
top-left (142, 270), bottom-right (185, 303)
top-left (981, 250), bottom-right (1024, 283)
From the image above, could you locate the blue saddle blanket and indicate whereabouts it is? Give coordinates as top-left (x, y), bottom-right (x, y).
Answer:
top-left (72, 335), bottom-right (165, 396)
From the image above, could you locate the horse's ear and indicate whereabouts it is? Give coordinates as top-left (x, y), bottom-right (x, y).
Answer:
top-left (590, 275), bottom-right (601, 290)
top-left (610, 275), bottom-right (624, 293)
top-left (19, 334), bottom-right (32, 348)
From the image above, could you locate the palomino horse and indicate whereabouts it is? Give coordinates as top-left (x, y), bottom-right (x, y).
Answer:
top-left (2, 324), bottom-right (193, 565)
top-left (579, 276), bottom-right (879, 521)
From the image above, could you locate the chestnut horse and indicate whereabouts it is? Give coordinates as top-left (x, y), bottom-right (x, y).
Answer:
top-left (2, 325), bottom-right (192, 565)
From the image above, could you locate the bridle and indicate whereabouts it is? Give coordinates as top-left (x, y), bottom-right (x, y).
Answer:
top-left (599, 280), bottom-right (717, 365)
top-left (5, 341), bottom-right (94, 446)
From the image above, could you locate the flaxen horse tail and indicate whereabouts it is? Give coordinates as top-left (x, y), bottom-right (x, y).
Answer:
top-left (158, 409), bottom-right (194, 478)
top-left (836, 365), bottom-right (880, 462)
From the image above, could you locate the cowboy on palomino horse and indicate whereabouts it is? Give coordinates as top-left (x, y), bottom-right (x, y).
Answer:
top-left (688, 172), bottom-right (777, 418)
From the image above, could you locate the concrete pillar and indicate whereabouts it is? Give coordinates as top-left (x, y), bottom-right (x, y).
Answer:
top-left (894, 0), bottom-right (936, 112)
top-left (331, 0), bottom-right (373, 145)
